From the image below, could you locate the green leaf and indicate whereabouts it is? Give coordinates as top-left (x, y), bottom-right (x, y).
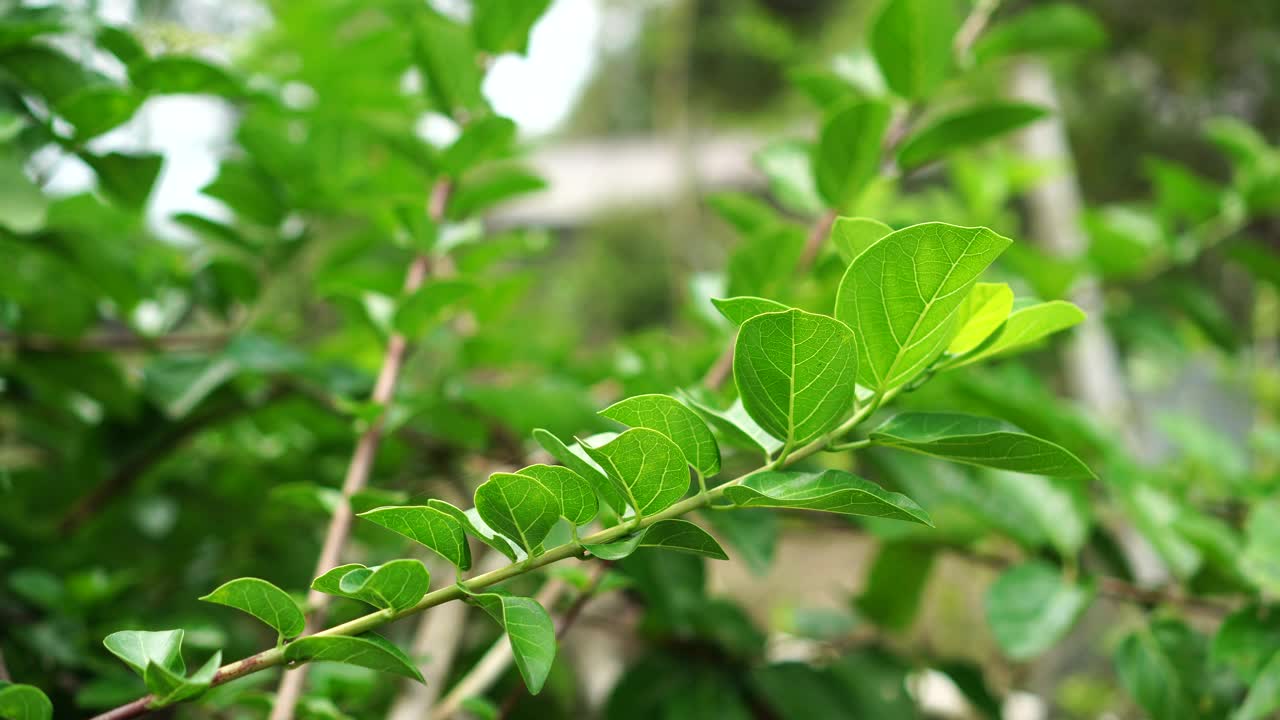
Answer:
top-left (328, 560), bottom-right (431, 612)
top-left (724, 469), bottom-right (931, 525)
top-left (681, 395), bottom-right (785, 459)
top-left (515, 464), bottom-right (598, 527)
top-left (856, 543), bottom-right (935, 632)
top-left (985, 561), bottom-right (1092, 660)
top-left (580, 428), bottom-right (692, 517)
top-left (130, 56), bottom-right (241, 96)
top-left (96, 25), bottom-right (146, 65)
top-left (283, 634), bottom-right (424, 683)
top-left (423, 500), bottom-right (523, 563)
top-left (754, 139), bottom-right (823, 215)
top-left (834, 223), bottom-right (1011, 392)
top-left (0, 148), bottom-right (46, 234)
top-left (198, 577), bottom-right (305, 639)
top-left (830, 216), bottom-right (892, 264)
top-left (472, 0), bottom-right (552, 55)
top-left (710, 296), bottom-right (789, 327)
top-left (200, 161), bottom-right (283, 226)
top-left (1213, 606), bottom-right (1280, 684)
top-left (813, 101), bottom-right (891, 209)
top-left (102, 629), bottom-right (184, 676)
top-left (600, 394), bottom-right (721, 478)
top-left (734, 308), bottom-right (858, 449)
top-left (897, 103), bottom-right (1048, 170)
top-left (393, 279), bottom-right (474, 337)
top-left (83, 152), bottom-right (163, 210)
top-left (474, 472), bottom-right (560, 553)
top-left (947, 300), bottom-right (1085, 367)
top-left (0, 683), bottom-right (52, 720)
top-left (55, 85), bottom-right (142, 140)
top-left (585, 519), bottom-right (728, 561)
top-left (0, 44), bottom-right (104, 104)
top-left (468, 592), bottom-right (556, 694)
top-left (533, 428), bottom-right (630, 516)
top-left (440, 115), bottom-right (517, 174)
top-left (869, 412), bottom-right (1094, 478)
top-left (144, 651), bottom-right (220, 707)
top-left (947, 282), bottom-right (1013, 355)
top-left (870, 0), bottom-right (957, 100)
top-left (1237, 652), bottom-right (1280, 720)
top-left (358, 505), bottom-right (472, 570)
top-left (1115, 621), bottom-right (1203, 720)
top-left (448, 165), bottom-right (546, 219)
top-left (414, 10), bottom-right (486, 115)
top-left (973, 3), bottom-right (1106, 64)
top-left (1242, 501), bottom-right (1280, 596)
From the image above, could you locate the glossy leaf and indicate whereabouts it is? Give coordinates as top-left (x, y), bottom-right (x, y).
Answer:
top-left (948, 300), bottom-right (1085, 367)
top-left (681, 395), bottom-right (785, 459)
top-left (330, 560), bottom-right (431, 612)
top-left (585, 519), bottom-right (728, 561)
top-left (358, 505), bottom-right (472, 570)
top-left (199, 577), bottom-right (305, 638)
top-left (897, 103), bottom-right (1048, 169)
top-left (474, 472), bottom-right (560, 553)
top-left (600, 394), bottom-right (721, 477)
top-left (145, 651), bottom-right (220, 707)
top-left (0, 683), bottom-right (52, 720)
top-left (870, 0), bottom-right (957, 99)
top-left (469, 592), bottom-right (556, 694)
top-left (813, 101), bottom-right (891, 209)
top-left (947, 282), bottom-right (1013, 355)
top-left (734, 308), bottom-right (858, 448)
top-left (985, 561), bottom-right (1092, 660)
top-left (724, 469), bottom-right (931, 525)
top-left (283, 634), bottom-right (424, 683)
top-left (424, 498), bottom-right (524, 563)
top-left (831, 216), bottom-right (892, 264)
top-left (580, 428), bottom-right (691, 517)
top-left (834, 223), bottom-right (1011, 391)
top-left (710, 296), bottom-right (789, 327)
top-left (870, 412), bottom-right (1094, 478)
top-left (103, 629), bottom-right (184, 676)
top-left (533, 428), bottom-right (629, 515)
top-left (517, 463), bottom-right (598, 526)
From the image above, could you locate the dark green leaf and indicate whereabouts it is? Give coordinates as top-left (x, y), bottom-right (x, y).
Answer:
top-left (468, 592), bottom-right (555, 694)
top-left (985, 561), bottom-right (1092, 660)
top-left (358, 505), bottom-right (472, 570)
top-left (813, 101), bottom-right (891, 209)
top-left (83, 152), bottom-right (163, 210)
top-left (600, 394), bottom-right (721, 477)
top-left (55, 86), bottom-right (142, 140)
top-left (725, 469), bottom-right (931, 525)
top-left (1213, 606), bottom-right (1280, 684)
top-left (734, 308), bottom-right (858, 448)
top-left (585, 519), bottom-right (728, 561)
top-left (474, 472), bottom-right (559, 553)
top-left (834, 223), bottom-right (1011, 392)
top-left (1114, 621), bottom-right (1203, 720)
top-left (870, 0), bottom-right (957, 99)
top-left (199, 577), bottom-right (304, 639)
top-left (856, 543), bottom-right (935, 631)
top-left (870, 412), bottom-right (1095, 478)
top-left (283, 634), bottom-right (424, 683)
top-left (580, 428), bottom-right (691, 517)
top-left (897, 103), bottom-right (1048, 169)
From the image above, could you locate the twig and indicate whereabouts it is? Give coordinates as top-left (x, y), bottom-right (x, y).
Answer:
top-left (954, 0), bottom-right (1001, 65)
top-left (0, 646), bottom-right (11, 682)
top-left (270, 180), bottom-right (453, 720)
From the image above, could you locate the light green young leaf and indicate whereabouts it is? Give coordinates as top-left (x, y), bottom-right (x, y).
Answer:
top-left (469, 592), bottom-right (556, 695)
top-left (948, 300), bottom-right (1085, 367)
top-left (1236, 652), bottom-right (1280, 720)
top-left (897, 103), bottom-right (1049, 170)
top-left (474, 472), bottom-right (560, 553)
top-left (870, 0), bottom-right (957, 100)
top-left (424, 499), bottom-right (525, 562)
top-left (754, 139), bottom-right (824, 215)
top-left (584, 519), bottom-right (728, 561)
top-left (734, 309), bottom-right (858, 449)
top-left (332, 560), bottom-right (430, 612)
top-left (283, 634), bottom-right (424, 683)
top-left (144, 651), bottom-right (221, 707)
top-left (834, 223), bottom-right (1011, 391)
top-left (813, 101), bottom-right (892, 209)
top-left (103, 629), bottom-right (184, 676)
top-left (831, 216), bottom-right (892, 264)
top-left (533, 428), bottom-right (629, 515)
top-left (504, 464), bottom-right (592, 527)
top-left (393, 280), bottom-right (475, 337)
top-left (0, 683), bottom-right (52, 720)
top-left (724, 469), bottom-right (932, 525)
top-left (358, 505), bottom-right (472, 570)
top-left (472, 0), bottom-right (552, 55)
top-left (985, 561), bottom-right (1092, 660)
top-left (600, 394), bottom-right (721, 477)
top-left (1213, 606), bottom-right (1280, 684)
top-left (947, 282), bottom-right (1014, 355)
top-left (680, 394), bottom-right (785, 459)
top-left (580, 428), bottom-right (691, 517)
top-left (710, 296), bottom-right (789, 327)
top-left (199, 577), bottom-right (305, 639)
top-left (870, 413), bottom-right (1095, 478)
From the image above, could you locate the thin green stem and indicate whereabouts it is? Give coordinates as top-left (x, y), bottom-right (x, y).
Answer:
top-left (828, 438), bottom-right (871, 452)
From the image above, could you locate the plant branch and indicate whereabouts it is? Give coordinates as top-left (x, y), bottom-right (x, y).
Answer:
top-left (270, 180), bottom-right (453, 720)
